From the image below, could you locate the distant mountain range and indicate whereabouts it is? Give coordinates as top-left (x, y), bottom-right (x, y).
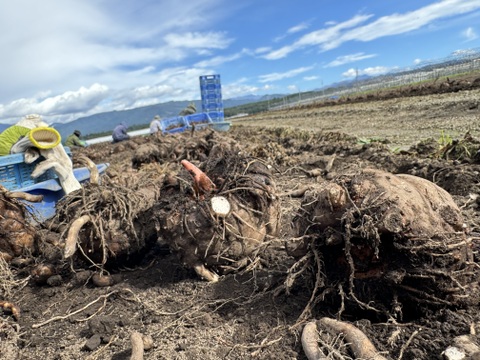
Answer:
top-left (313, 74), bottom-right (373, 92)
top-left (0, 96), bottom-right (271, 139)
top-left (2, 50), bottom-right (479, 138)
top-left (0, 73), bottom-right (417, 139)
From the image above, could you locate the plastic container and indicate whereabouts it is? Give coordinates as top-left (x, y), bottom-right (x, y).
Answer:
top-left (202, 92), bottom-right (222, 100)
top-left (160, 116), bottom-right (189, 134)
top-left (200, 83), bottom-right (222, 92)
top-left (0, 148), bottom-right (72, 191)
top-left (201, 88), bottom-right (222, 96)
top-left (205, 111), bottom-right (230, 132)
top-left (203, 103), bottom-right (224, 112)
top-left (185, 113), bottom-right (209, 126)
top-left (20, 163), bottom-right (109, 222)
top-left (200, 74), bottom-right (224, 113)
top-left (211, 122), bottom-right (231, 132)
top-left (206, 111), bottom-right (225, 121)
top-left (199, 74), bottom-right (221, 85)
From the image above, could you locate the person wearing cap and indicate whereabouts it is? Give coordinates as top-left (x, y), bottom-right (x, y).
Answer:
top-left (149, 115), bottom-right (162, 135)
top-left (0, 114), bottom-right (60, 155)
top-left (65, 130), bottom-right (87, 148)
top-left (112, 121), bottom-right (130, 143)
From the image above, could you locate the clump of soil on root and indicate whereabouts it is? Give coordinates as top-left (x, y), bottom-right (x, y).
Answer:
top-left (131, 130), bottom-right (240, 169)
top-left (287, 168), bottom-right (479, 322)
top-left (43, 173), bottom-right (164, 272)
top-left (0, 186), bottom-right (36, 262)
top-left (155, 144), bottom-right (281, 281)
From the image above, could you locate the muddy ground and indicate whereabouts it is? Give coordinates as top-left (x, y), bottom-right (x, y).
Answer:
top-left (2, 74), bottom-right (480, 360)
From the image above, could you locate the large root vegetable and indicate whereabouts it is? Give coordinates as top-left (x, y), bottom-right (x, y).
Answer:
top-left (156, 146), bottom-right (281, 281)
top-left (0, 186), bottom-right (36, 262)
top-left (50, 174), bottom-right (163, 267)
top-left (289, 168), bottom-right (478, 318)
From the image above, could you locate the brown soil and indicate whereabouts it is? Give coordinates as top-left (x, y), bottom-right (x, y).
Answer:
top-left (2, 74), bottom-right (480, 360)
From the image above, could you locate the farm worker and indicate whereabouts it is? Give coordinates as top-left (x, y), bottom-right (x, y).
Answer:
top-left (65, 130), bottom-right (87, 148)
top-left (112, 122), bottom-right (130, 143)
top-left (149, 115), bottom-right (162, 135)
top-left (0, 114), bottom-right (81, 194)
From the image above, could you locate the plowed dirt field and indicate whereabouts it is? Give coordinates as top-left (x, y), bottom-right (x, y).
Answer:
top-left (2, 74), bottom-right (480, 360)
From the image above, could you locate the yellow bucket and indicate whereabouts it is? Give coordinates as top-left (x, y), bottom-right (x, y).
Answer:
top-left (28, 127), bottom-right (61, 149)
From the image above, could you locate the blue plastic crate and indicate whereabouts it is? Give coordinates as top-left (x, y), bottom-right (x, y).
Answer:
top-left (200, 83), bottom-right (222, 92)
top-left (202, 93), bottom-right (222, 100)
top-left (19, 163), bottom-right (109, 222)
top-left (205, 112), bottom-right (230, 132)
top-left (160, 116), bottom-right (188, 134)
top-left (201, 88), bottom-right (221, 95)
top-left (202, 101), bottom-right (223, 108)
top-left (203, 100), bottom-right (223, 106)
top-left (200, 74), bottom-right (220, 80)
top-left (184, 113), bottom-right (210, 126)
top-left (199, 74), bottom-right (221, 85)
top-left (202, 103), bottom-right (224, 111)
top-left (206, 111), bottom-right (225, 122)
top-left (202, 92), bottom-right (222, 100)
top-left (0, 148), bottom-right (72, 191)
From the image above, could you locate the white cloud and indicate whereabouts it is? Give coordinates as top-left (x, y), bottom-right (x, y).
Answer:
top-left (263, 14), bottom-right (372, 60)
top-left (287, 21), bottom-right (310, 34)
top-left (221, 77), bottom-right (265, 98)
top-left (194, 49), bottom-right (250, 67)
top-left (254, 47), bottom-right (272, 54)
top-left (342, 69), bottom-right (358, 78)
top-left (274, 21), bottom-right (311, 42)
top-left (362, 66), bottom-right (391, 76)
top-left (324, 53), bottom-right (377, 67)
top-left (0, 65), bottom-right (215, 124)
top-left (287, 85), bottom-right (298, 92)
top-left (462, 27), bottom-right (478, 41)
top-left (342, 66), bottom-right (391, 78)
top-left (0, 84), bottom-right (110, 124)
top-left (258, 66), bottom-right (315, 83)
top-left (451, 48), bottom-right (478, 56)
top-left (264, 0), bottom-right (480, 59)
top-left (1, 0), bottom-right (480, 126)
top-left (163, 32), bottom-right (233, 49)
top-left (0, 0), bottom-right (229, 116)
top-left (325, 0), bottom-right (480, 49)
top-left (262, 44), bottom-right (297, 60)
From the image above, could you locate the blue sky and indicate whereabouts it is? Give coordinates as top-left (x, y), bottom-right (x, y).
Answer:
top-left (1, 0), bottom-right (479, 125)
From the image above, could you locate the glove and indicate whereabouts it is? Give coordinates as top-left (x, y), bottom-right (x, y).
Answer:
top-left (31, 144), bottom-right (82, 194)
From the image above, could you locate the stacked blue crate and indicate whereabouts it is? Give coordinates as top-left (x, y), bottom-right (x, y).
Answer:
top-left (200, 74), bottom-right (224, 120)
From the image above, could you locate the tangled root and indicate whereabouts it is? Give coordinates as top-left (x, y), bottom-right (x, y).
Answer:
top-left (302, 318), bottom-right (388, 360)
top-left (76, 155), bottom-right (99, 185)
top-left (288, 168), bottom-right (478, 319)
top-left (50, 173), bottom-right (162, 267)
top-left (64, 215), bottom-right (91, 259)
top-left (157, 147), bottom-right (281, 280)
